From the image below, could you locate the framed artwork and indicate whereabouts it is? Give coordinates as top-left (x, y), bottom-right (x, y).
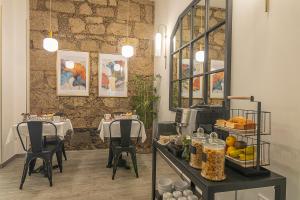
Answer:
top-left (210, 60), bottom-right (224, 99)
top-left (181, 59), bottom-right (203, 98)
top-left (98, 54), bottom-right (128, 97)
top-left (56, 50), bottom-right (89, 96)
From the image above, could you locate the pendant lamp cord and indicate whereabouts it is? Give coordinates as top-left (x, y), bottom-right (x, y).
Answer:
top-left (126, 0), bottom-right (129, 42)
top-left (49, 0), bottom-right (52, 37)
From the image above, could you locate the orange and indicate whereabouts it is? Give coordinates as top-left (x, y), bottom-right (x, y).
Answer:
top-left (226, 136), bottom-right (236, 147)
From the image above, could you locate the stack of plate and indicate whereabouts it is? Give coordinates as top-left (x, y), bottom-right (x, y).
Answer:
top-left (174, 180), bottom-right (190, 191)
top-left (158, 178), bottom-right (173, 195)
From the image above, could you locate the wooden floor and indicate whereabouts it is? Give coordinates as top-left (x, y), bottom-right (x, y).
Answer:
top-left (0, 150), bottom-right (179, 200)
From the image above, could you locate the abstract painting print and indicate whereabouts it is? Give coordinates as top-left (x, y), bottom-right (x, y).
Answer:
top-left (57, 50), bottom-right (89, 96)
top-left (99, 54), bottom-right (128, 97)
top-left (210, 60), bottom-right (224, 99)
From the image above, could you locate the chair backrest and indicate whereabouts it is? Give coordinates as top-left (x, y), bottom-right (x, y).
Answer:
top-left (109, 119), bottom-right (142, 147)
top-left (17, 121), bottom-right (57, 153)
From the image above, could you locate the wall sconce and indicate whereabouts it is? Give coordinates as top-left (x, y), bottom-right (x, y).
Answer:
top-left (265, 0), bottom-right (270, 12)
top-left (155, 24), bottom-right (167, 69)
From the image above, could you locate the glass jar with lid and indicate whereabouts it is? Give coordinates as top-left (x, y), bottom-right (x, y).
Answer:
top-left (189, 128), bottom-right (206, 169)
top-left (201, 132), bottom-right (226, 181)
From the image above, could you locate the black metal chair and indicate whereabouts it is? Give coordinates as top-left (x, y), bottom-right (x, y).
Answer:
top-left (44, 136), bottom-right (67, 161)
top-left (109, 119), bottom-right (142, 180)
top-left (17, 121), bottom-right (63, 189)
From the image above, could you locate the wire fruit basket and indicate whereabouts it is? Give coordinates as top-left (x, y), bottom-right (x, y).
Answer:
top-left (214, 96), bottom-right (271, 177)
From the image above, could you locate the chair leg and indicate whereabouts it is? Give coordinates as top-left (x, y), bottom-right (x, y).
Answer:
top-left (130, 151), bottom-right (139, 178)
top-left (19, 157), bottom-right (30, 190)
top-left (56, 151), bottom-right (63, 173)
top-left (107, 145), bottom-right (113, 168)
top-left (112, 152), bottom-right (121, 180)
top-left (46, 160), bottom-right (53, 187)
top-left (28, 158), bottom-right (36, 176)
top-left (62, 142), bottom-right (67, 161)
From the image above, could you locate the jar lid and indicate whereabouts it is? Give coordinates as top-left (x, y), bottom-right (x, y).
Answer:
top-left (192, 127), bottom-right (206, 139)
top-left (204, 132), bottom-right (225, 149)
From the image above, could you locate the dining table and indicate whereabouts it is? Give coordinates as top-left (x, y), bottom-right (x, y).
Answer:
top-left (6, 119), bottom-right (74, 174)
top-left (97, 118), bottom-right (147, 168)
top-left (98, 118), bottom-right (147, 142)
top-left (5, 119), bottom-right (73, 145)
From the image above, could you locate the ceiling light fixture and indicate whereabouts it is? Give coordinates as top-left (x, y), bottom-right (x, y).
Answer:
top-left (121, 0), bottom-right (134, 58)
top-left (43, 0), bottom-right (58, 52)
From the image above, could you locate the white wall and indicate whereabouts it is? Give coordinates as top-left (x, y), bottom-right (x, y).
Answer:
top-left (1, 0), bottom-right (28, 164)
top-left (154, 0), bottom-right (192, 122)
top-left (155, 0), bottom-right (300, 199)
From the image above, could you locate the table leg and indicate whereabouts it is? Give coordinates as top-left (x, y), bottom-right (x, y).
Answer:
top-left (275, 183), bottom-right (286, 200)
top-left (152, 143), bottom-right (157, 200)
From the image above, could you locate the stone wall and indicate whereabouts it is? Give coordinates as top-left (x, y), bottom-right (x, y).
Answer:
top-left (29, 0), bottom-right (154, 130)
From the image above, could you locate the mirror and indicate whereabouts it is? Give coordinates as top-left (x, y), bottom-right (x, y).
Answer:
top-left (169, 0), bottom-right (231, 110)
top-left (193, 1), bottom-right (206, 38)
top-left (182, 11), bottom-right (192, 45)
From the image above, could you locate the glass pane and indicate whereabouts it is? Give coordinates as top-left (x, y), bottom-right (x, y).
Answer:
top-left (181, 46), bottom-right (191, 79)
top-left (172, 52), bottom-right (179, 80)
top-left (171, 81), bottom-right (179, 108)
top-left (192, 76), bottom-right (204, 106)
top-left (181, 79), bottom-right (190, 108)
top-left (193, 37), bottom-right (205, 76)
top-left (193, 1), bottom-right (206, 38)
top-left (173, 25), bottom-right (181, 51)
top-left (209, 0), bottom-right (226, 28)
top-left (182, 11), bottom-right (192, 45)
top-left (209, 71), bottom-right (224, 102)
top-left (208, 25), bottom-right (225, 72)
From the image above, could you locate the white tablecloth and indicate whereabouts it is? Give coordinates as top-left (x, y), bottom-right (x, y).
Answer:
top-left (97, 119), bottom-right (147, 143)
top-left (5, 119), bottom-right (73, 145)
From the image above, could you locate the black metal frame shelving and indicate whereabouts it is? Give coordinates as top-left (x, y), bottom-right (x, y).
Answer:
top-left (152, 140), bottom-right (286, 200)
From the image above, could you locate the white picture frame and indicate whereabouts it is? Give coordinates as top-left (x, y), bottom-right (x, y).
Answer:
top-left (98, 54), bottom-right (128, 97)
top-left (56, 50), bottom-right (89, 96)
top-left (210, 60), bottom-right (224, 99)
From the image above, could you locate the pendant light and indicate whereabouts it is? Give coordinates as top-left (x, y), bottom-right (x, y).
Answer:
top-left (43, 0), bottom-right (58, 52)
top-left (121, 0), bottom-right (134, 58)
top-left (195, 5), bottom-right (204, 63)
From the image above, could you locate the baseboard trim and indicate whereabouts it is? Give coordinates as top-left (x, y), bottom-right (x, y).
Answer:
top-left (0, 153), bottom-right (25, 168)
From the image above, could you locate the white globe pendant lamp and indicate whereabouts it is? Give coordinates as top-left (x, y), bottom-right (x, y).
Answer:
top-left (43, 0), bottom-right (58, 52)
top-left (122, 45), bottom-right (134, 58)
top-left (195, 50), bottom-right (205, 62)
top-left (43, 31), bottom-right (58, 52)
top-left (121, 0), bottom-right (134, 58)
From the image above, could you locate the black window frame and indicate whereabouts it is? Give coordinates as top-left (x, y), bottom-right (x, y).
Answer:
top-left (169, 0), bottom-right (232, 111)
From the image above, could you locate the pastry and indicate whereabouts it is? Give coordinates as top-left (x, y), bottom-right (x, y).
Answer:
top-left (216, 119), bottom-right (226, 127)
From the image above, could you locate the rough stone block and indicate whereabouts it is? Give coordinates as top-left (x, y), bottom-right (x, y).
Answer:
top-left (80, 40), bottom-right (100, 51)
top-left (87, 24), bottom-right (106, 35)
top-left (134, 22), bottom-right (153, 39)
top-left (107, 22), bottom-right (128, 36)
top-left (45, 1), bottom-right (75, 14)
top-left (79, 2), bottom-right (93, 15)
top-left (96, 7), bottom-right (115, 17)
top-left (86, 17), bottom-right (103, 24)
top-left (30, 11), bottom-right (58, 31)
top-left (69, 18), bottom-right (86, 33)
top-left (87, 0), bottom-right (107, 6)
top-left (117, 0), bottom-right (140, 21)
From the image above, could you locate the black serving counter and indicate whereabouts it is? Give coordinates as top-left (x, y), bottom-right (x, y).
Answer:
top-left (152, 140), bottom-right (286, 200)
